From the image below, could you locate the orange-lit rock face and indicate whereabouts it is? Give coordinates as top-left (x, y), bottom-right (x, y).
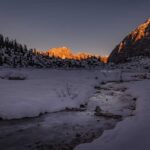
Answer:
top-left (37, 47), bottom-right (108, 63)
top-left (109, 18), bottom-right (150, 63)
top-left (115, 19), bottom-right (150, 54)
top-left (47, 47), bottom-right (73, 59)
top-left (47, 47), bottom-right (100, 60)
top-left (131, 19), bottom-right (150, 42)
top-left (100, 56), bottom-right (108, 63)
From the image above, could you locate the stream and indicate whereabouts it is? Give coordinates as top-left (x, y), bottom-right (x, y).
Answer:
top-left (0, 111), bottom-right (118, 150)
top-left (0, 82), bottom-right (136, 150)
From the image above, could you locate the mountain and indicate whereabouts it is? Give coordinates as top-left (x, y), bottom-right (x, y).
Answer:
top-left (47, 47), bottom-right (100, 60)
top-left (100, 56), bottom-right (108, 63)
top-left (47, 47), bottom-right (73, 59)
top-left (0, 34), bottom-right (104, 68)
top-left (108, 19), bottom-right (150, 63)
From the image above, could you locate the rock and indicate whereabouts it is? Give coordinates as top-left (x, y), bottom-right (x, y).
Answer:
top-left (128, 105), bottom-right (136, 110)
top-left (133, 97), bottom-right (137, 101)
top-left (95, 106), bottom-right (102, 113)
top-left (109, 19), bottom-right (150, 63)
top-left (8, 76), bottom-right (26, 80)
top-left (76, 133), bottom-right (81, 137)
top-left (94, 86), bottom-right (101, 90)
top-left (95, 76), bottom-right (98, 80)
top-left (80, 104), bottom-right (86, 108)
top-left (95, 111), bottom-right (122, 120)
top-left (65, 107), bottom-right (86, 112)
top-left (101, 81), bottom-right (106, 85)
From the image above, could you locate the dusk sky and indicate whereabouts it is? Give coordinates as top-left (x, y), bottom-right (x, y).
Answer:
top-left (0, 0), bottom-right (149, 55)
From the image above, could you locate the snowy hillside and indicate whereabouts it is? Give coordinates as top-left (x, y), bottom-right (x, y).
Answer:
top-left (0, 34), bottom-right (104, 69)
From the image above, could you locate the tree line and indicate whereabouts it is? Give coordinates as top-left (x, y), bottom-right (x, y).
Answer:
top-left (0, 34), bottom-right (104, 68)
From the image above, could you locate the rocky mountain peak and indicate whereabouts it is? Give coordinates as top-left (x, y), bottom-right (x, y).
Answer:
top-left (47, 47), bottom-right (73, 59)
top-left (46, 47), bottom-right (102, 60)
top-left (130, 18), bottom-right (150, 42)
top-left (108, 19), bottom-right (150, 63)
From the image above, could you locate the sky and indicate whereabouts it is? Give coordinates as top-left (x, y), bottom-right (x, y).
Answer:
top-left (0, 0), bottom-right (149, 56)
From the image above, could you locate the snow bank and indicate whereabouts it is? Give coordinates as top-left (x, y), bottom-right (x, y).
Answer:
top-left (76, 80), bottom-right (150, 150)
top-left (0, 69), bottom-right (27, 80)
top-left (0, 69), bottom-right (122, 119)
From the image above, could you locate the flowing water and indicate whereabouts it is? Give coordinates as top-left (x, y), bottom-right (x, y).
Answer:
top-left (0, 82), bottom-right (136, 150)
top-left (0, 111), bottom-right (118, 150)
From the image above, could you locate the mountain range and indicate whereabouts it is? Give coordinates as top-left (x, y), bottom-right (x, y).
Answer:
top-left (46, 47), bottom-right (100, 60)
top-left (1, 18), bottom-right (150, 68)
top-left (46, 18), bottom-right (150, 64)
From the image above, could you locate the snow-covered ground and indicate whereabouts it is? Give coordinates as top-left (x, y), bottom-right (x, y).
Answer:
top-left (0, 66), bottom-right (150, 150)
top-left (0, 68), bottom-right (122, 120)
top-left (76, 79), bottom-right (150, 150)
top-left (0, 68), bottom-right (137, 150)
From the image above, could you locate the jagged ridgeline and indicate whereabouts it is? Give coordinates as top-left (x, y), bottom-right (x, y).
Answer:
top-left (109, 19), bottom-right (150, 63)
top-left (0, 34), bottom-right (104, 68)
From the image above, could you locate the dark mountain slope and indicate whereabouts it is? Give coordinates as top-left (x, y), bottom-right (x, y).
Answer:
top-left (109, 19), bottom-right (150, 63)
